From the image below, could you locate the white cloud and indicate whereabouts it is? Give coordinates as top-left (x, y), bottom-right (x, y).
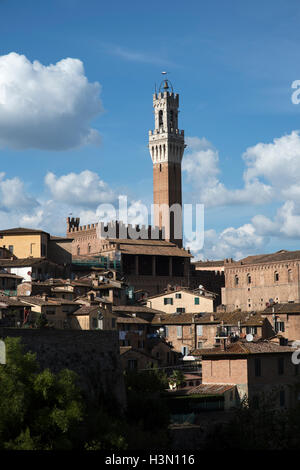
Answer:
top-left (252, 201), bottom-right (300, 239)
top-left (0, 173), bottom-right (38, 211)
top-left (45, 170), bottom-right (115, 207)
top-left (183, 137), bottom-right (273, 207)
top-left (0, 52), bottom-right (102, 150)
top-left (189, 224), bottom-right (266, 261)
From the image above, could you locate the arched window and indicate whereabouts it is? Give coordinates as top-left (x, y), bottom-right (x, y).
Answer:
top-left (235, 275), bottom-right (239, 286)
top-left (163, 144), bottom-right (166, 157)
top-left (274, 271), bottom-right (279, 282)
top-left (88, 244), bottom-right (91, 254)
top-left (247, 274), bottom-right (251, 284)
top-left (77, 246), bottom-right (80, 256)
top-left (288, 269), bottom-right (293, 283)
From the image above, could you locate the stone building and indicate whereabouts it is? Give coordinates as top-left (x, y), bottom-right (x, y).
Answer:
top-left (222, 250), bottom-right (300, 311)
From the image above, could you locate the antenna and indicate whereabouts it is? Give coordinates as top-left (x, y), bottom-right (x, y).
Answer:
top-left (246, 333), bottom-right (254, 342)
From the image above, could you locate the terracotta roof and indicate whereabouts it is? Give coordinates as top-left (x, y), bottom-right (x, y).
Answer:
top-left (194, 260), bottom-right (225, 267)
top-left (0, 227), bottom-right (49, 236)
top-left (50, 235), bottom-right (73, 242)
top-left (19, 296), bottom-right (79, 306)
top-left (0, 296), bottom-right (27, 307)
top-left (263, 303), bottom-right (300, 314)
top-left (238, 249), bottom-right (300, 265)
top-left (69, 305), bottom-right (104, 316)
top-left (217, 310), bottom-right (264, 326)
top-left (151, 313), bottom-right (213, 325)
top-left (193, 340), bottom-right (294, 357)
top-left (186, 384), bottom-right (235, 395)
top-left (0, 257), bottom-right (51, 267)
top-left (113, 305), bottom-right (164, 315)
top-left (107, 238), bottom-right (192, 258)
top-left (0, 273), bottom-right (23, 279)
top-left (116, 316), bottom-right (150, 324)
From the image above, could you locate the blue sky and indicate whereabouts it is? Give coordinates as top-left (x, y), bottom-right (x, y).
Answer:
top-left (1, 0), bottom-right (300, 260)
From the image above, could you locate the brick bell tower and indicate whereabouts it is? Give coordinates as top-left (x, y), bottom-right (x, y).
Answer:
top-left (148, 78), bottom-right (185, 247)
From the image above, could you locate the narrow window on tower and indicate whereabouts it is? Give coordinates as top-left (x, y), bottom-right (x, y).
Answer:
top-left (170, 110), bottom-right (174, 129)
top-left (159, 164), bottom-right (162, 172)
top-left (159, 110), bottom-right (163, 128)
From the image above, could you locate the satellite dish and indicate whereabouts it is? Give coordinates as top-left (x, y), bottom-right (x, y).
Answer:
top-left (246, 334), bottom-right (254, 342)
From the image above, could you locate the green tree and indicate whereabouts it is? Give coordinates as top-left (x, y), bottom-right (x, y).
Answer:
top-left (0, 337), bottom-right (84, 450)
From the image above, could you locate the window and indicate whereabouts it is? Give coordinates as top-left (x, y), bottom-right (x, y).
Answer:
top-left (234, 275), bottom-right (239, 286)
top-left (255, 358), bottom-right (261, 377)
top-left (8, 245), bottom-right (13, 254)
top-left (46, 309), bottom-right (55, 315)
top-left (164, 298), bottom-right (173, 305)
top-left (176, 307), bottom-right (185, 313)
top-left (252, 395), bottom-right (259, 409)
top-left (41, 243), bottom-right (46, 257)
top-left (77, 246), bottom-right (80, 256)
top-left (181, 346), bottom-right (188, 356)
top-left (275, 321), bottom-right (285, 333)
top-left (88, 244), bottom-right (91, 254)
top-left (197, 341), bottom-right (203, 349)
top-left (159, 110), bottom-right (163, 128)
top-left (279, 390), bottom-right (285, 407)
top-left (194, 297), bottom-right (200, 305)
top-left (246, 326), bottom-right (257, 335)
top-left (175, 293), bottom-right (181, 299)
top-left (128, 359), bottom-right (137, 370)
top-left (278, 357), bottom-right (284, 375)
top-left (274, 271), bottom-right (279, 282)
top-left (197, 325), bottom-right (203, 336)
top-left (177, 326), bottom-right (183, 338)
top-left (165, 326), bottom-right (169, 337)
top-left (288, 269), bottom-right (293, 283)
top-left (247, 274), bottom-right (251, 284)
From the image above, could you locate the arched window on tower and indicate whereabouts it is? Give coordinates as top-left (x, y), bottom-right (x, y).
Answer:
top-left (163, 144), bottom-right (166, 157)
top-left (159, 145), bottom-right (162, 159)
top-left (288, 269), bottom-right (293, 283)
top-left (247, 273), bottom-right (251, 284)
top-left (77, 246), bottom-right (80, 256)
top-left (88, 244), bottom-right (91, 254)
top-left (235, 275), bottom-right (239, 286)
top-left (274, 271), bottom-right (279, 282)
top-left (159, 110), bottom-right (163, 129)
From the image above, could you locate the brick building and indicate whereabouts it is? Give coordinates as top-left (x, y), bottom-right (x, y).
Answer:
top-left (196, 340), bottom-right (300, 409)
top-left (222, 249), bottom-right (300, 311)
